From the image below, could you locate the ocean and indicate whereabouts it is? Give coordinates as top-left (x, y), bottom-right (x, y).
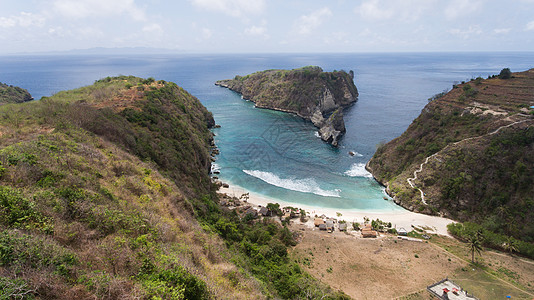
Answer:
top-left (1, 52), bottom-right (533, 212)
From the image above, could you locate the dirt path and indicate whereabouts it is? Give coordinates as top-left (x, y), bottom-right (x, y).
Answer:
top-left (406, 117), bottom-right (532, 205)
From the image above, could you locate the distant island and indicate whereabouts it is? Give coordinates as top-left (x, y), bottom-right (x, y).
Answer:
top-left (367, 68), bottom-right (534, 256)
top-left (0, 82), bottom-right (33, 104)
top-left (216, 66), bottom-right (358, 146)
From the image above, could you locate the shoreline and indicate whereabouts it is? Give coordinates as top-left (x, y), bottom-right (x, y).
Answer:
top-left (218, 182), bottom-right (455, 236)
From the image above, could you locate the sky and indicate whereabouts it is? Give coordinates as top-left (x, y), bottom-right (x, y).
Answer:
top-left (1, 0), bottom-right (534, 54)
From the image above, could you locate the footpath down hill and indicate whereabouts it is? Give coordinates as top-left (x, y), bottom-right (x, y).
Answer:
top-left (367, 69), bottom-right (534, 243)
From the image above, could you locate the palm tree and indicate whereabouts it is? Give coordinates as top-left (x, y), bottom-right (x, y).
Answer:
top-left (502, 237), bottom-right (518, 254)
top-left (468, 234), bottom-right (483, 263)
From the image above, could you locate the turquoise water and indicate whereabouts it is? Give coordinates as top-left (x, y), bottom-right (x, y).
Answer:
top-left (1, 52), bottom-right (533, 211)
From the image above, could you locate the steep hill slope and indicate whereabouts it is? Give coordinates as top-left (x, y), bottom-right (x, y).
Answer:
top-left (0, 82), bottom-right (33, 104)
top-left (216, 66), bottom-right (358, 146)
top-left (0, 76), bottom-right (266, 299)
top-left (367, 69), bottom-right (534, 243)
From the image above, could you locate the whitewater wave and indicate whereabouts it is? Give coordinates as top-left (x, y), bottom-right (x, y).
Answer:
top-left (344, 163), bottom-right (373, 178)
top-left (211, 163), bottom-right (220, 173)
top-left (243, 170), bottom-right (341, 198)
top-left (314, 131), bottom-right (320, 138)
top-left (349, 150), bottom-right (364, 157)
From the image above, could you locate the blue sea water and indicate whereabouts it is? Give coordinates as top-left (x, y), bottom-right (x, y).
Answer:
top-left (1, 52), bottom-right (533, 211)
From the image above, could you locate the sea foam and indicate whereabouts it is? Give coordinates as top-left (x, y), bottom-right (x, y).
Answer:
top-left (211, 163), bottom-right (220, 173)
top-left (344, 163), bottom-right (373, 178)
top-left (243, 170), bottom-right (341, 197)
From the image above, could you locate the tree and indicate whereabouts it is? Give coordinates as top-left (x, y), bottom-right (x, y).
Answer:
top-left (468, 234), bottom-right (483, 263)
top-left (499, 68), bottom-right (512, 79)
top-left (502, 237), bottom-right (518, 254)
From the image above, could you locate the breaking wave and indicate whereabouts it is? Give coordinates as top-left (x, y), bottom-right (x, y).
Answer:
top-left (243, 170), bottom-right (341, 197)
top-left (344, 163), bottom-right (373, 178)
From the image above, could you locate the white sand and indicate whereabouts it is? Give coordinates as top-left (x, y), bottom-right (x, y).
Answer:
top-left (220, 184), bottom-right (455, 236)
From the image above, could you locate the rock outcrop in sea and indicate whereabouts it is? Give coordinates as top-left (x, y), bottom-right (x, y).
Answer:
top-left (215, 66), bottom-right (358, 146)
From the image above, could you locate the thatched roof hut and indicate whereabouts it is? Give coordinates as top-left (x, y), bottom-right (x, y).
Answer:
top-left (314, 218), bottom-right (325, 227)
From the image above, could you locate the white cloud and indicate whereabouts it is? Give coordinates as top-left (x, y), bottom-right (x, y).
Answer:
top-left (190, 0), bottom-right (265, 17)
top-left (202, 28), bottom-right (212, 39)
top-left (526, 20), bottom-right (534, 31)
top-left (355, 0), bottom-right (393, 20)
top-left (445, 0), bottom-right (482, 20)
top-left (355, 0), bottom-right (434, 22)
top-left (245, 25), bottom-right (267, 37)
top-left (494, 28), bottom-right (511, 34)
top-left (143, 23), bottom-right (163, 34)
top-left (293, 7), bottom-right (332, 35)
top-left (53, 0), bottom-right (146, 21)
top-left (448, 25), bottom-right (482, 39)
top-left (0, 12), bottom-right (45, 28)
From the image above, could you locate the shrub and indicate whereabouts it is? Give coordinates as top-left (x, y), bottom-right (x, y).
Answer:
top-left (499, 68), bottom-right (512, 79)
top-left (0, 186), bottom-right (53, 233)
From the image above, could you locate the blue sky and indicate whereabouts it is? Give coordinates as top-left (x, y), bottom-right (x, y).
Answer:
top-left (1, 0), bottom-right (534, 54)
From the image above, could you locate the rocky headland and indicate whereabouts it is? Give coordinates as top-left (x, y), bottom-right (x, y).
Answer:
top-left (215, 66), bottom-right (358, 146)
top-left (0, 82), bottom-right (33, 104)
top-left (367, 68), bottom-right (534, 243)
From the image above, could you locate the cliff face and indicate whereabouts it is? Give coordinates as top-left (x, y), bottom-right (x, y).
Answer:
top-left (0, 82), bottom-right (33, 104)
top-left (216, 66), bottom-right (358, 146)
top-left (367, 69), bottom-right (534, 241)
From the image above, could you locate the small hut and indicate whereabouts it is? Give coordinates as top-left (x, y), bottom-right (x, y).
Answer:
top-left (398, 227), bottom-right (408, 236)
top-left (314, 218), bottom-right (325, 227)
top-left (325, 220), bottom-right (335, 231)
top-left (361, 224), bottom-right (377, 238)
top-left (339, 223), bottom-right (347, 231)
top-left (318, 223), bottom-right (327, 231)
top-left (259, 206), bottom-right (270, 217)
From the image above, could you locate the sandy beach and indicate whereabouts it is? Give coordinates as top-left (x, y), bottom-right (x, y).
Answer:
top-left (219, 183), bottom-right (455, 236)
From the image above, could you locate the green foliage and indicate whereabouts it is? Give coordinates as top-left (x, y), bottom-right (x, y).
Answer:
top-left (0, 186), bottom-right (53, 233)
top-left (0, 276), bottom-right (35, 300)
top-left (447, 222), bottom-right (534, 259)
top-left (499, 68), bottom-right (512, 79)
top-left (0, 230), bottom-right (77, 274)
top-left (189, 193), bottom-right (344, 299)
top-left (139, 264), bottom-right (208, 300)
top-left (0, 82), bottom-right (33, 104)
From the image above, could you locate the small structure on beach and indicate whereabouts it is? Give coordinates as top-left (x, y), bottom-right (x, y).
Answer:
top-left (361, 224), bottom-right (378, 238)
top-left (314, 218), bottom-right (325, 227)
top-left (339, 223), bottom-right (347, 231)
top-left (427, 278), bottom-right (478, 300)
top-left (318, 223), bottom-right (327, 231)
top-left (259, 206), bottom-right (270, 217)
top-left (325, 220), bottom-right (335, 231)
top-left (398, 227), bottom-right (408, 236)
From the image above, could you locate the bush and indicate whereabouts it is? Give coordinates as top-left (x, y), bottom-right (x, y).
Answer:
top-left (0, 186), bottom-right (53, 233)
top-left (499, 68), bottom-right (512, 79)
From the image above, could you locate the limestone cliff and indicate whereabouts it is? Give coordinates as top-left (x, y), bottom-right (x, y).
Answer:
top-left (215, 66), bottom-right (358, 146)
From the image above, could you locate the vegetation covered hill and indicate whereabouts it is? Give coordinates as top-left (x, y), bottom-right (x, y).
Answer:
top-left (216, 66), bottom-right (358, 146)
top-left (367, 69), bottom-right (534, 256)
top-left (0, 76), bottom-right (347, 299)
top-left (0, 82), bottom-right (33, 104)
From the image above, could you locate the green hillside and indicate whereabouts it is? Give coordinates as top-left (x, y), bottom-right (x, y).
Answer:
top-left (367, 69), bottom-right (534, 257)
top-left (0, 82), bottom-right (33, 104)
top-left (0, 76), bottom-right (347, 299)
